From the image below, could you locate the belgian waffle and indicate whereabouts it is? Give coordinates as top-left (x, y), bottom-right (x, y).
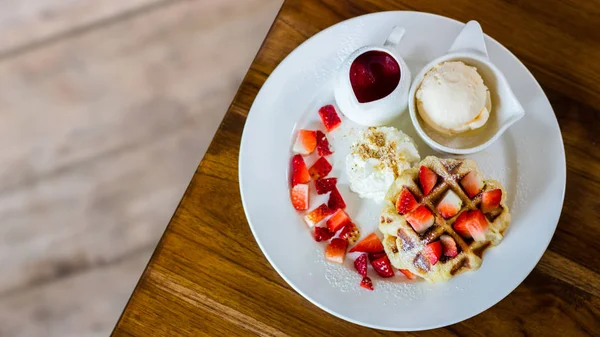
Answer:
top-left (378, 156), bottom-right (510, 282)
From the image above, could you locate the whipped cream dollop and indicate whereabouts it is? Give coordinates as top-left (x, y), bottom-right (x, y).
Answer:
top-left (346, 127), bottom-right (420, 202)
top-left (416, 61), bottom-right (491, 135)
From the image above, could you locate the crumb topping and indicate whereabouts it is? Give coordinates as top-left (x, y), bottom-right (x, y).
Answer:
top-left (352, 127), bottom-right (404, 176)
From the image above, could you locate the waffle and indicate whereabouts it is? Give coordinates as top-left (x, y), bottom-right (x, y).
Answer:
top-left (378, 156), bottom-right (510, 282)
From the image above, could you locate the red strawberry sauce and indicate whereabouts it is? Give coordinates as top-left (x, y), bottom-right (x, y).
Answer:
top-left (349, 50), bottom-right (401, 103)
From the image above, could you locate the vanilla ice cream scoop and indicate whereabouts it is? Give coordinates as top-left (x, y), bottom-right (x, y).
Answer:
top-left (416, 61), bottom-right (491, 135)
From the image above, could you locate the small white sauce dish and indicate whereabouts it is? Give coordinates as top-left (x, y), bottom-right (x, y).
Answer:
top-left (334, 26), bottom-right (412, 126)
top-left (408, 20), bottom-right (525, 155)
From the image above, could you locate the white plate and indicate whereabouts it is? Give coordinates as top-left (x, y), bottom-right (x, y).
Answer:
top-left (239, 11), bottom-right (565, 331)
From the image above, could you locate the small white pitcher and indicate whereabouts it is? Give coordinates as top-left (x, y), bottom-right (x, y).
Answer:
top-left (408, 20), bottom-right (525, 155)
top-left (334, 26), bottom-right (411, 126)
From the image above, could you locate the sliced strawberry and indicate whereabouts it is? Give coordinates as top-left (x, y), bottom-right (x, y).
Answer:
top-left (326, 209), bottom-right (351, 233)
top-left (318, 104), bottom-right (342, 132)
top-left (399, 269), bottom-right (417, 280)
top-left (314, 226), bottom-right (335, 242)
top-left (405, 205), bottom-right (435, 234)
top-left (339, 222), bottom-right (360, 245)
top-left (481, 189), bottom-right (502, 213)
top-left (304, 204), bottom-right (332, 228)
top-left (316, 130), bottom-right (333, 156)
top-left (440, 234), bottom-right (458, 257)
top-left (468, 210), bottom-right (489, 242)
top-left (308, 157), bottom-right (332, 180)
top-left (360, 276), bottom-right (374, 290)
top-left (327, 187), bottom-right (346, 210)
top-left (368, 251), bottom-right (386, 261)
top-left (437, 189), bottom-right (463, 218)
top-left (349, 233), bottom-right (384, 253)
top-left (419, 166), bottom-right (438, 196)
top-left (370, 255), bottom-right (395, 278)
top-left (291, 154), bottom-right (310, 186)
top-left (453, 211), bottom-right (471, 238)
top-left (353, 253), bottom-right (368, 277)
top-left (460, 171), bottom-right (484, 198)
top-left (315, 177), bottom-right (337, 195)
top-left (290, 184), bottom-right (309, 210)
top-left (292, 129), bottom-right (317, 155)
top-left (396, 187), bottom-right (419, 215)
top-left (325, 238), bottom-right (347, 264)
top-left (424, 241), bottom-right (442, 265)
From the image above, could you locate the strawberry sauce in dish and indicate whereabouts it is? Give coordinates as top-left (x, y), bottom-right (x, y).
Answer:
top-left (350, 51), bottom-right (401, 103)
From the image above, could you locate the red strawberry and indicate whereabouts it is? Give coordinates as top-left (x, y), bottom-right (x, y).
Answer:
top-left (424, 241), bottom-right (442, 265)
top-left (291, 154), bottom-right (310, 186)
top-left (468, 209), bottom-right (489, 242)
top-left (453, 210), bottom-right (489, 241)
top-left (339, 222), bottom-right (360, 245)
top-left (396, 188), bottom-right (419, 215)
top-left (290, 184), bottom-right (309, 210)
top-left (460, 171), bottom-right (484, 198)
top-left (370, 255), bottom-right (395, 278)
top-left (353, 253), bottom-right (368, 277)
top-left (368, 251), bottom-right (387, 261)
top-left (315, 177), bottom-right (337, 195)
top-left (318, 105), bottom-right (342, 132)
top-left (326, 209), bottom-right (351, 233)
top-left (308, 157), bottom-right (332, 180)
top-left (316, 130), bottom-right (333, 156)
top-left (405, 205), bottom-right (434, 234)
top-left (440, 234), bottom-right (458, 257)
top-left (327, 187), bottom-right (346, 210)
top-left (481, 189), bottom-right (502, 213)
top-left (314, 226), bottom-right (334, 242)
top-left (292, 129), bottom-right (317, 155)
top-left (453, 211), bottom-right (471, 238)
top-left (325, 238), bottom-right (347, 264)
top-left (304, 204), bottom-right (332, 228)
top-left (436, 189), bottom-right (463, 218)
top-left (360, 276), bottom-right (374, 290)
top-left (349, 233), bottom-right (384, 253)
top-left (399, 269), bottom-right (417, 280)
top-left (419, 166), bottom-right (438, 196)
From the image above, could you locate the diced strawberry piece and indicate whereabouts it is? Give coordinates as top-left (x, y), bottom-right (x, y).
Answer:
top-left (327, 187), bottom-right (346, 210)
top-left (292, 129), bottom-right (317, 155)
top-left (419, 166), bottom-right (438, 196)
top-left (308, 157), bottom-right (332, 180)
top-left (326, 209), bottom-right (351, 233)
top-left (370, 255), bottom-right (395, 278)
top-left (318, 104), bottom-right (342, 132)
top-left (368, 251), bottom-right (386, 261)
top-left (315, 177), bottom-right (337, 195)
top-left (453, 211), bottom-right (471, 238)
top-left (460, 171), bottom-right (484, 198)
top-left (325, 238), bottom-right (347, 264)
top-left (353, 253), bottom-right (368, 277)
top-left (360, 276), bottom-right (374, 290)
top-left (405, 205), bottom-right (434, 234)
top-left (291, 154), bottom-right (310, 186)
top-left (304, 204), bottom-right (332, 228)
top-left (314, 226), bottom-right (334, 242)
top-left (437, 189), bottom-right (463, 218)
top-left (481, 189), bottom-right (502, 213)
top-left (399, 269), bottom-right (417, 280)
top-left (290, 184), bottom-right (309, 210)
top-left (316, 130), bottom-right (333, 156)
top-left (440, 234), bottom-right (458, 257)
top-left (349, 233), bottom-right (384, 253)
top-left (339, 222), bottom-right (360, 245)
top-left (453, 210), bottom-right (489, 241)
top-left (424, 241), bottom-right (442, 265)
top-left (396, 188), bottom-right (419, 215)
top-left (468, 210), bottom-right (489, 242)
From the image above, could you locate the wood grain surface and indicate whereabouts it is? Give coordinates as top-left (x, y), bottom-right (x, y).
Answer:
top-left (113, 0), bottom-right (600, 336)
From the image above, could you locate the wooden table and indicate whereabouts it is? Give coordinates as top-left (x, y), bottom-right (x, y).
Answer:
top-left (113, 1), bottom-right (600, 335)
